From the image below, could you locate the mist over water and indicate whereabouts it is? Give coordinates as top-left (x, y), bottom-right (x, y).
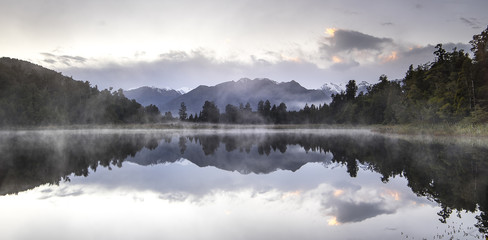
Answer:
top-left (0, 129), bottom-right (486, 239)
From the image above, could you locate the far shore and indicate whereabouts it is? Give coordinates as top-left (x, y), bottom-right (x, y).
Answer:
top-left (1, 122), bottom-right (488, 138)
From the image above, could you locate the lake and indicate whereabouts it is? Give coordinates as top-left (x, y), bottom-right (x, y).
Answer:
top-left (0, 128), bottom-right (487, 239)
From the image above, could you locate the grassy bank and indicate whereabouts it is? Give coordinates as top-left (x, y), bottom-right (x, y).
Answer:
top-left (373, 123), bottom-right (488, 137)
top-left (0, 122), bottom-right (370, 131)
top-left (2, 122), bottom-right (488, 137)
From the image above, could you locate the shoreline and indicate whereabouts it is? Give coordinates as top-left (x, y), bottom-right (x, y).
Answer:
top-left (1, 122), bottom-right (488, 137)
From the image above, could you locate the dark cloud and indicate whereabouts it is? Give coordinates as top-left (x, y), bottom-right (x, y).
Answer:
top-left (330, 60), bottom-right (360, 71)
top-left (41, 53), bottom-right (87, 66)
top-left (43, 59), bottom-right (56, 64)
top-left (402, 43), bottom-right (471, 61)
top-left (320, 29), bottom-right (394, 55)
top-left (460, 17), bottom-right (482, 29)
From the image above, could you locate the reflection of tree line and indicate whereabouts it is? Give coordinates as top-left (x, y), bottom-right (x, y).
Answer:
top-left (139, 133), bottom-right (488, 233)
top-left (0, 133), bottom-right (158, 195)
top-left (0, 132), bottom-right (486, 234)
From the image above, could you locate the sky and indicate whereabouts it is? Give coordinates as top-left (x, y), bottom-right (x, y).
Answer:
top-left (1, 0), bottom-right (487, 91)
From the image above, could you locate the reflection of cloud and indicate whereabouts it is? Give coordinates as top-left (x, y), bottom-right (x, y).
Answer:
top-left (321, 185), bottom-right (415, 224)
top-left (38, 186), bottom-right (84, 199)
top-left (329, 200), bottom-right (394, 223)
top-left (159, 192), bottom-right (189, 202)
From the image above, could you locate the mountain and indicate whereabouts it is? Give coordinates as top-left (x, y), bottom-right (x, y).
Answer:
top-left (321, 81), bottom-right (371, 97)
top-left (357, 81), bottom-right (371, 95)
top-left (124, 86), bottom-right (182, 110)
top-left (163, 78), bottom-right (330, 114)
top-left (321, 82), bottom-right (345, 96)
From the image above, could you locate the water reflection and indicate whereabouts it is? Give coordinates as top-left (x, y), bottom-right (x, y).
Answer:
top-left (0, 129), bottom-right (487, 238)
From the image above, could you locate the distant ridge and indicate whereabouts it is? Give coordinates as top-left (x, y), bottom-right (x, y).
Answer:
top-left (124, 86), bottom-right (182, 110)
top-left (162, 78), bottom-right (331, 114)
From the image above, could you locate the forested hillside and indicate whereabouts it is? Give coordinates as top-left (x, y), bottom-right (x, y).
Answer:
top-left (0, 57), bottom-right (160, 126)
top-left (324, 27), bottom-right (488, 124)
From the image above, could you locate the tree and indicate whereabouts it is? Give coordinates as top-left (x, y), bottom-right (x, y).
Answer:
top-left (144, 104), bottom-right (161, 123)
top-left (257, 100), bottom-right (264, 114)
top-left (276, 102), bottom-right (287, 124)
top-left (225, 104), bottom-right (238, 123)
top-left (470, 26), bottom-right (488, 110)
top-left (163, 111), bottom-right (174, 121)
top-left (345, 80), bottom-right (358, 101)
top-left (244, 102), bottom-right (252, 112)
top-left (179, 102), bottom-right (187, 121)
top-left (200, 101), bottom-right (220, 123)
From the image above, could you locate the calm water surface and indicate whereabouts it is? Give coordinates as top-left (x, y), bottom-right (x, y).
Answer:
top-left (0, 129), bottom-right (487, 240)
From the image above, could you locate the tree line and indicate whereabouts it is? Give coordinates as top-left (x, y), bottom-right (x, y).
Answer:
top-left (0, 58), bottom-right (161, 126)
top-left (179, 27), bottom-right (488, 125)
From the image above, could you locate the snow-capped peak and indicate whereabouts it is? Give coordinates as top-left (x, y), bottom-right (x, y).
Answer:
top-left (321, 82), bottom-right (345, 93)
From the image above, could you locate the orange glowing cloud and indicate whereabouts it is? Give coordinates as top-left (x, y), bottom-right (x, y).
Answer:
top-left (384, 190), bottom-right (400, 201)
top-left (380, 51), bottom-right (398, 63)
top-left (282, 190), bottom-right (302, 199)
top-left (332, 56), bottom-right (343, 63)
top-left (328, 216), bottom-right (340, 226)
top-left (333, 189), bottom-right (344, 197)
top-left (281, 54), bottom-right (301, 63)
top-left (325, 28), bottom-right (337, 37)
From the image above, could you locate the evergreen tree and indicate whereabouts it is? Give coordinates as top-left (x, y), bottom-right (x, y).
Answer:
top-left (201, 101), bottom-right (220, 123)
top-left (179, 102), bottom-right (187, 121)
top-left (345, 80), bottom-right (358, 101)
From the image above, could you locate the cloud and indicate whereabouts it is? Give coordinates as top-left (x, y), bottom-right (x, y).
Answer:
top-left (460, 17), bottom-right (482, 29)
top-left (330, 60), bottom-right (360, 71)
top-left (41, 53), bottom-right (87, 67)
top-left (381, 22), bottom-right (394, 26)
top-left (58, 49), bottom-right (335, 91)
top-left (318, 29), bottom-right (397, 71)
top-left (48, 29), bottom-right (473, 92)
top-left (320, 29), bottom-right (393, 54)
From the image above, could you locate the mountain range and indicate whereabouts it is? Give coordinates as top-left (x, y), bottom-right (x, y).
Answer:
top-left (124, 78), bottom-right (371, 114)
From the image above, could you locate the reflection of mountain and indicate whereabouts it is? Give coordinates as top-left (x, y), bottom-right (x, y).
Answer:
top-left (128, 134), bottom-right (330, 174)
top-left (0, 130), bottom-right (487, 233)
